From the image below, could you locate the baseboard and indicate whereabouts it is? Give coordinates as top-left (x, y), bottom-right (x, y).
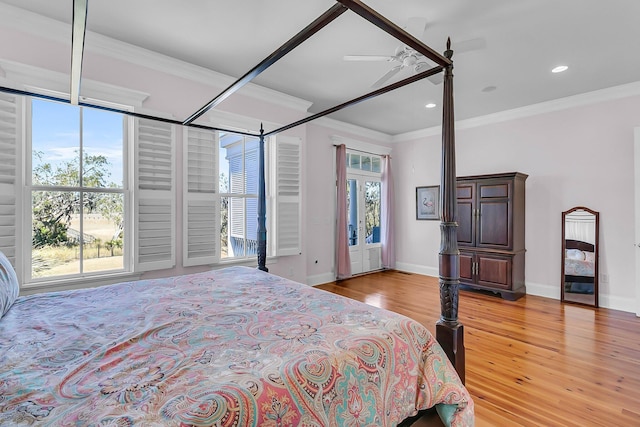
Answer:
top-left (525, 281), bottom-right (559, 300)
top-left (371, 265), bottom-right (637, 314)
top-left (307, 272), bottom-right (336, 287)
top-left (395, 262), bottom-right (438, 278)
top-left (526, 281), bottom-right (635, 313)
top-left (598, 295), bottom-right (636, 313)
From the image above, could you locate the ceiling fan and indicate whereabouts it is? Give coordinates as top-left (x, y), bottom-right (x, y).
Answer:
top-left (344, 17), bottom-right (485, 88)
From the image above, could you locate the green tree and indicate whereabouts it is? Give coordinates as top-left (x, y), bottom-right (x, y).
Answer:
top-left (220, 172), bottom-right (229, 250)
top-left (364, 181), bottom-right (381, 240)
top-left (32, 150), bottom-right (122, 248)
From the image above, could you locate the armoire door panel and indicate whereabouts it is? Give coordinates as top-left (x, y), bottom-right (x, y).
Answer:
top-left (457, 185), bottom-right (473, 200)
top-left (478, 202), bottom-right (510, 248)
top-left (459, 252), bottom-right (474, 283)
top-left (456, 182), bottom-right (476, 246)
top-left (457, 202), bottom-right (474, 246)
top-left (479, 183), bottom-right (509, 199)
top-left (477, 255), bottom-right (512, 290)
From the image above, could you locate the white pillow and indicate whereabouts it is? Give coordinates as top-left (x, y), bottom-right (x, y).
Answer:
top-left (566, 249), bottom-right (586, 260)
top-left (0, 251), bottom-right (19, 318)
top-left (584, 251), bottom-right (596, 263)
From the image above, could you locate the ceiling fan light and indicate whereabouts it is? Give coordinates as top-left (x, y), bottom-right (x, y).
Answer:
top-left (402, 54), bottom-right (417, 67)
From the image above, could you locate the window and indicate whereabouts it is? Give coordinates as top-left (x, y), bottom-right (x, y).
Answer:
top-left (219, 132), bottom-right (259, 259)
top-left (29, 99), bottom-right (127, 279)
top-left (347, 152), bottom-right (381, 173)
top-left (183, 128), bottom-right (301, 266)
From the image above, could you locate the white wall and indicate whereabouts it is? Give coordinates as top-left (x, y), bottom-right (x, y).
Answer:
top-left (303, 122), bottom-right (393, 285)
top-left (392, 92), bottom-right (640, 312)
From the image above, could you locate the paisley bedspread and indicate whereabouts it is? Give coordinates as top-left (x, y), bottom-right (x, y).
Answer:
top-left (564, 258), bottom-right (595, 277)
top-left (0, 266), bottom-right (473, 426)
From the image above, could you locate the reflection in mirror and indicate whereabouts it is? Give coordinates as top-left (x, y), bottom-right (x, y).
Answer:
top-left (561, 207), bottom-right (599, 307)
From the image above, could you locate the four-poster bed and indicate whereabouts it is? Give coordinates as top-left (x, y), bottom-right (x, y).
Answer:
top-left (0, 0), bottom-right (470, 425)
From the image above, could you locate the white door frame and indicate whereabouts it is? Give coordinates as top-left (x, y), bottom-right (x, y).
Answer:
top-left (634, 127), bottom-right (640, 317)
top-left (347, 172), bottom-right (382, 275)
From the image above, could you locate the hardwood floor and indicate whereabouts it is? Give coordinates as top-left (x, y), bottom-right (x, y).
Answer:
top-left (317, 270), bottom-right (640, 427)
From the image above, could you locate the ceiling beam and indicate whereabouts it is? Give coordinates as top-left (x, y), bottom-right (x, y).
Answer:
top-left (70, 0), bottom-right (88, 105)
top-left (337, 0), bottom-right (451, 67)
top-left (183, 3), bottom-right (348, 126)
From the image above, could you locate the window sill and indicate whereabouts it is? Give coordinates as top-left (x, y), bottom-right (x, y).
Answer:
top-left (20, 271), bottom-right (143, 296)
top-left (214, 256), bottom-right (279, 268)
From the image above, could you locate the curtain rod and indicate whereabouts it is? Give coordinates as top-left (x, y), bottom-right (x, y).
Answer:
top-left (332, 144), bottom-right (389, 157)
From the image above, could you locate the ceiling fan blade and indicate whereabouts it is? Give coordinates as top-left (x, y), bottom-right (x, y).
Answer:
top-left (451, 37), bottom-right (487, 54)
top-left (371, 65), bottom-right (403, 88)
top-left (426, 73), bottom-right (444, 85)
top-left (405, 16), bottom-right (428, 39)
top-left (344, 55), bottom-right (395, 62)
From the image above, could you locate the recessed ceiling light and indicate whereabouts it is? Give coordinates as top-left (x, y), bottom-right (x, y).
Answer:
top-left (425, 103), bottom-right (437, 109)
top-left (482, 85), bottom-right (497, 93)
top-left (552, 65), bottom-right (568, 73)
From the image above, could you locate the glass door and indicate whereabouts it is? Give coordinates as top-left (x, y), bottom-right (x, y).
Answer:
top-left (347, 173), bottom-right (381, 275)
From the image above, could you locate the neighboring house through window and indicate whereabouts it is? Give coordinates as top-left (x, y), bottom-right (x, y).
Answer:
top-left (220, 132), bottom-right (259, 259)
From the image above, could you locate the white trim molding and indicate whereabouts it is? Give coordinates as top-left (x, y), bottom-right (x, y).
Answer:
top-left (0, 2), bottom-right (312, 114)
top-left (316, 117), bottom-right (392, 143)
top-left (394, 262), bottom-right (439, 278)
top-left (330, 135), bottom-right (392, 155)
top-left (0, 60), bottom-right (150, 108)
top-left (392, 81), bottom-right (640, 143)
top-left (307, 272), bottom-right (336, 287)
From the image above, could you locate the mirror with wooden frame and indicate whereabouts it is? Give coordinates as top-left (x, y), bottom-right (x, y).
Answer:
top-left (561, 207), bottom-right (599, 307)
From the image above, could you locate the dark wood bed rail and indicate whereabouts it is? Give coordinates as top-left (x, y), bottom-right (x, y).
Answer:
top-left (0, 0), bottom-right (464, 381)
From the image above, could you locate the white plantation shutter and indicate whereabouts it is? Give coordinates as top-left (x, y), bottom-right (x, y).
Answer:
top-left (0, 93), bottom-right (20, 266)
top-left (134, 118), bottom-right (175, 271)
top-left (183, 127), bottom-right (219, 266)
top-left (245, 145), bottom-right (258, 242)
top-left (272, 136), bottom-right (301, 256)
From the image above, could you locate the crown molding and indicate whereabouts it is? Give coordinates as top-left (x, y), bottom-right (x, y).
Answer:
top-left (392, 81), bottom-right (640, 143)
top-left (0, 3), bottom-right (313, 114)
top-left (314, 116), bottom-right (392, 143)
top-left (0, 59), bottom-right (150, 108)
top-left (200, 109), bottom-right (282, 136)
top-left (330, 135), bottom-right (392, 155)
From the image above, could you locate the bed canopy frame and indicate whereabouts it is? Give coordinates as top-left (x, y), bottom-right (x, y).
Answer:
top-left (0, 0), bottom-right (465, 381)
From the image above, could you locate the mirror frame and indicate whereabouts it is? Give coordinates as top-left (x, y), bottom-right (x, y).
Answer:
top-left (561, 206), bottom-right (599, 307)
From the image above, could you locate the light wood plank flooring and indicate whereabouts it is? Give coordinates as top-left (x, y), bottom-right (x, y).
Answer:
top-left (317, 270), bottom-right (640, 427)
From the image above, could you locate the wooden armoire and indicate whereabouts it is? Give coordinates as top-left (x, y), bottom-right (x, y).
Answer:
top-left (457, 172), bottom-right (527, 300)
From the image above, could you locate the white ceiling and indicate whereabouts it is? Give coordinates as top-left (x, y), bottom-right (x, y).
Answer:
top-left (2, 0), bottom-right (640, 135)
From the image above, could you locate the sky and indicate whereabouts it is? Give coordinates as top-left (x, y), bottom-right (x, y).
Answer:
top-left (31, 98), bottom-right (124, 187)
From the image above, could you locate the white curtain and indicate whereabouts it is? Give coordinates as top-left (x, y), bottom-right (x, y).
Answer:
top-left (381, 155), bottom-right (396, 269)
top-left (336, 144), bottom-right (351, 279)
top-left (565, 214), bottom-right (596, 244)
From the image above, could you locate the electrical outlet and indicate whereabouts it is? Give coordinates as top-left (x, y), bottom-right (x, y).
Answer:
top-left (601, 273), bottom-right (609, 284)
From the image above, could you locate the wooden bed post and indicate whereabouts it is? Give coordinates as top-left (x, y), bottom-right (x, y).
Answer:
top-left (437, 38), bottom-right (465, 383)
top-left (257, 124), bottom-right (268, 272)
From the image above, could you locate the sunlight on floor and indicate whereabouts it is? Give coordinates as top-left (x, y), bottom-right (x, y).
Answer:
top-left (365, 293), bottom-right (382, 308)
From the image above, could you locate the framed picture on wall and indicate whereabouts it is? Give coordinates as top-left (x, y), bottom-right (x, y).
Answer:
top-left (416, 185), bottom-right (440, 220)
